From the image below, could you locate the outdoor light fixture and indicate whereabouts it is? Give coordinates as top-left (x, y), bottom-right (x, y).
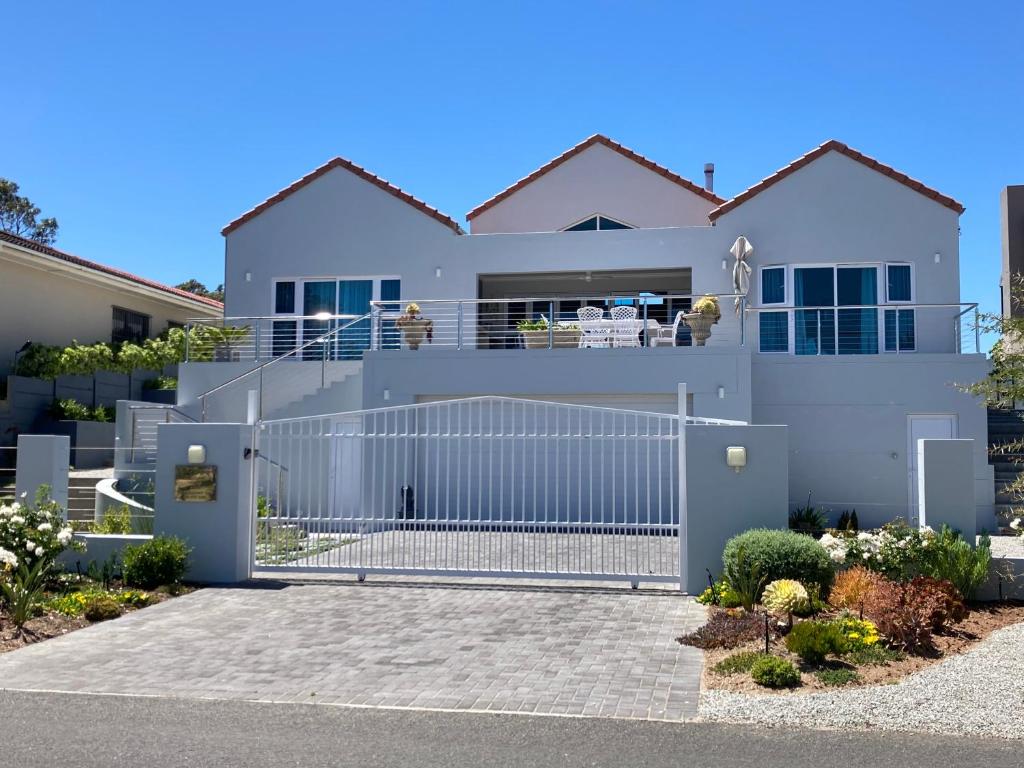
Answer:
top-left (934, 252), bottom-right (941, 264)
top-left (721, 259), bottom-right (728, 270)
top-left (383, 388), bottom-right (391, 401)
top-left (717, 386), bottom-right (726, 399)
top-left (245, 271), bottom-right (252, 282)
top-left (187, 444), bottom-right (207, 464)
top-left (726, 446), bottom-right (747, 472)
top-left (435, 267), bottom-right (442, 278)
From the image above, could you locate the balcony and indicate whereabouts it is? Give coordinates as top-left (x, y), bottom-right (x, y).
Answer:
top-left (183, 296), bottom-right (981, 363)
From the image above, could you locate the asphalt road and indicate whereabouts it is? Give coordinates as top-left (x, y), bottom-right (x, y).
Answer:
top-left (0, 690), bottom-right (1018, 768)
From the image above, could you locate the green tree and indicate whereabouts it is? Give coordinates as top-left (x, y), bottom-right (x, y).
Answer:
top-left (0, 179), bottom-right (59, 245)
top-left (176, 279), bottom-right (224, 303)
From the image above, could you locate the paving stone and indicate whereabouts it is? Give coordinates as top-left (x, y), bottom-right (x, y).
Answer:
top-left (0, 580), bottom-right (704, 721)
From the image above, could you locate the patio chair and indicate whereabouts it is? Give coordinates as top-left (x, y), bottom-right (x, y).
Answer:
top-left (609, 305), bottom-right (641, 348)
top-left (651, 311), bottom-right (686, 347)
top-left (577, 306), bottom-right (609, 348)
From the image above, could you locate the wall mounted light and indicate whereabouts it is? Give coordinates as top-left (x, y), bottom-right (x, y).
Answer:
top-left (934, 252), bottom-right (941, 264)
top-left (383, 388), bottom-right (391, 402)
top-left (726, 446), bottom-right (747, 472)
top-left (187, 444), bottom-right (207, 464)
top-left (890, 451), bottom-right (899, 460)
top-left (435, 267), bottom-right (442, 278)
top-left (244, 271), bottom-right (252, 282)
top-left (721, 259), bottom-right (728, 271)
top-left (717, 386), bottom-right (726, 399)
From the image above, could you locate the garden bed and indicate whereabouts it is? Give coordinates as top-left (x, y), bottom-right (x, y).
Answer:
top-left (699, 601), bottom-right (1024, 694)
top-left (0, 582), bottom-right (195, 655)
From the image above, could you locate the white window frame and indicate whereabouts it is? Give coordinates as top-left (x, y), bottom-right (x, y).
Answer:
top-left (883, 262), bottom-right (916, 353)
top-left (884, 262), bottom-right (915, 304)
top-left (271, 276), bottom-right (401, 317)
top-left (757, 265), bottom-right (789, 354)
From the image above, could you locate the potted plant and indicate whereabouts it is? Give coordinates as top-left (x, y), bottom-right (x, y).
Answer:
top-left (683, 295), bottom-right (721, 346)
top-left (517, 317), bottom-right (582, 349)
top-left (395, 303), bottom-right (433, 350)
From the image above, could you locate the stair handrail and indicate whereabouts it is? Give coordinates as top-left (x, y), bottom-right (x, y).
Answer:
top-left (196, 312), bottom-right (372, 421)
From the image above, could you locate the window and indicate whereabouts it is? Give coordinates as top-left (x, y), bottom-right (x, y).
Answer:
top-left (275, 281), bottom-right (296, 314)
top-left (793, 265), bottom-right (879, 355)
top-left (111, 307), bottom-right (150, 344)
top-left (563, 215), bottom-right (633, 231)
top-left (884, 264), bottom-right (915, 352)
top-left (758, 266), bottom-right (787, 352)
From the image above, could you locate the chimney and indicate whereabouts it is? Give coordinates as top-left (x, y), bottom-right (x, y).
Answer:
top-left (704, 163), bottom-right (715, 193)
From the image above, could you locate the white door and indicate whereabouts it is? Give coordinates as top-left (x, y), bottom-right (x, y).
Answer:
top-left (907, 415), bottom-right (957, 524)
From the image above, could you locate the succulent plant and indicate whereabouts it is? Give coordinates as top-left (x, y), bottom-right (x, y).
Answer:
top-left (762, 578), bottom-right (809, 620)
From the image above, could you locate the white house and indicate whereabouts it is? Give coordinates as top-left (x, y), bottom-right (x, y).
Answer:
top-left (174, 134), bottom-right (994, 532)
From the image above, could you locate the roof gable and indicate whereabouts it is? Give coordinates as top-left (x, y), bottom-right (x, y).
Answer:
top-left (708, 140), bottom-right (965, 222)
top-left (222, 157), bottom-right (463, 236)
top-left (467, 134), bottom-right (724, 221)
top-left (0, 230), bottom-right (224, 310)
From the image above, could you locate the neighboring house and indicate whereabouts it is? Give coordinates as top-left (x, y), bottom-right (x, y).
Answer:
top-left (177, 134), bottom-right (994, 530)
top-left (0, 230), bottom-right (223, 377)
top-left (1001, 184), bottom-right (1024, 318)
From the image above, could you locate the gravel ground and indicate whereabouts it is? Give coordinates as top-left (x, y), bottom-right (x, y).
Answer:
top-left (700, 621), bottom-right (1024, 739)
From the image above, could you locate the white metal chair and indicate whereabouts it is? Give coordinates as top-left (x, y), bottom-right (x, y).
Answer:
top-left (609, 305), bottom-right (641, 348)
top-left (577, 306), bottom-right (609, 348)
top-left (651, 311), bottom-right (687, 347)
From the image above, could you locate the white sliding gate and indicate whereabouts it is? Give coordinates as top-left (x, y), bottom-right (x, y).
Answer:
top-left (252, 395), bottom-right (728, 585)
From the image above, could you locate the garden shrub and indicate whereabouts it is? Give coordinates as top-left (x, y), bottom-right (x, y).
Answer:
top-left (844, 644), bottom-right (905, 666)
top-left (784, 620), bottom-right (849, 664)
top-left (122, 536), bottom-right (190, 589)
top-left (677, 609), bottom-right (764, 650)
top-left (863, 576), bottom-right (966, 653)
top-left (923, 528), bottom-right (992, 601)
top-left (83, 594), bottom-right (122, 622)
top-left (712, 651), bottom-right (771, 676)
top-left (815, 667), bottom-right (860, 687)
top-left (723, 529), bottom-right (834, 600)
top-left (761, 579), bottom-right (809, 623)
top-left (750, 656), bottom-right (800, 688)
top-left (722, 545), bottom-right (765, 611)
top-left (91, 505), bottom-right (133, 535)
top-left (829, 566), bottom-right (885, 616)
top-left (696, 580), bottom-right (743, 608)
top-left (830, 615), bottom-right (880, 650)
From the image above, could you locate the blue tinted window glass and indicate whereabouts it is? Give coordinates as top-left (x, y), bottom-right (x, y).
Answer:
top-left (565, 216), bottom-right (599, 231)
top-left (887, 265), bottom-right (912, 302)
top-left (761, 268), bottom-right (785, 304)
top-left (598, 216), bottom-right (631, 230)
top-left (275, 282), bottom-right (295, 314)
top-left (759, 312), bottom-right (788, 352)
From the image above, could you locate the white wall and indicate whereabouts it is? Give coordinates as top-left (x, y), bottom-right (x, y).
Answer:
top-left (469, 143), bottom-right (716, 234)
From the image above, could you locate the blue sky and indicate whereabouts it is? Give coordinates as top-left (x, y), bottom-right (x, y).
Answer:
top-left (3, 1), bottom-right (1022, 317)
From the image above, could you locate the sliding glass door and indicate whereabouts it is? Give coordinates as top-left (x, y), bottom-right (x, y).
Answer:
top-left (794, 266), bottom-right (878, 355)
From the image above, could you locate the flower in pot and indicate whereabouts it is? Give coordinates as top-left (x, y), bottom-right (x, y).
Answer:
top-left (684, 295), bottom-right (720, 346)
top-left (516, 318), bottom-right (582, 349)
top-left (395, 303), bottom-right (433, 350)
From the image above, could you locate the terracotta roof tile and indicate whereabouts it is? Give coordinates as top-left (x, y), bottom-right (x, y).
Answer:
top-left (708, 139), bottom-right (965, 222)
top-left (466, 134), bottom-right (724, 220)
top-left (0, 229), bottom-right (224, 310)
top-left (222, 157), bottom-right (464, 235)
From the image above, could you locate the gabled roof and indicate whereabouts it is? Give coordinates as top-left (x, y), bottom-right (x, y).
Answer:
top-left (222, 156), bottom-right (464, 236)
top-left (708, 139), bottom-right (965, 222)
top-left (0, 230), bottom-right (224, 310)
top-left (466, 134), bottom-right (725, 221)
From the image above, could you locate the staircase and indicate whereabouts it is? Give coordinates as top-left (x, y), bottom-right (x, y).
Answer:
top-left (987, 407), bottom-right (1024, 527)
top-left (269, 366), bottom-right (364, 421)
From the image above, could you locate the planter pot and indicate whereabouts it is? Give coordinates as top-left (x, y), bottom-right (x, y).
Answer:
top-left (398, 319), bottom-right (432, 350)
top-left (521, 329), bottom-right (582, 349)
top-left (683, 313), bottom-right (718, 347)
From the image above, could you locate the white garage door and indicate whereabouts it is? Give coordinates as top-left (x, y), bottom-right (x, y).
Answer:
top-left (415, 393), bottom-right (689, 415)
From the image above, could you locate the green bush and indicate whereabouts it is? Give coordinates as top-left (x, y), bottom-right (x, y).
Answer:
top-left (815, 667), bottom-right (860, 687)
top-left (844, 645), bottom-right (905, 666)
top-left (924, 527), bottom-right (992, 601)
top-left (750, 656), bottom-right (800, 688)
top-left (83, 594), bottom-right (122, 622)
top-left (712, 651), bottom-right (770, 676)
top-left (49, 398), bottom-right (114, 423)
top-left (785, 620), bottom-right (849, 664)
top-left (723, 529), bottom-right (834, 600)
top-left (122, 536), bottom-right (190, 589)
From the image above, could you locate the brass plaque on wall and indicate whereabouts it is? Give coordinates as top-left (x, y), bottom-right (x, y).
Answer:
top-left (174, 465), bottom-right (217, 502)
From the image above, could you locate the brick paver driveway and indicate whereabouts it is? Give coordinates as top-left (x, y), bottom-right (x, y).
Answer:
top-left (0, 580), bottom-right (705, 721)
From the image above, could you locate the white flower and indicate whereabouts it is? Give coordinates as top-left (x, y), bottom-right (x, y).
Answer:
top-left (37, 522), bottom-right (52, 532)
top-left (863, 552), bottom-right (871, 560)
top-left (34, 546), bottom-right (44, 556)
top-left (1011, 518), bottom-right (1021, 531)
top-left (829, 550), bottom-right (846, 564)
top-left (10, 515), bottom-right (25, 525)
top-left (24, 540), bottom-right (35, 553)
top-left (0, 547), bottom-right (17, 568)
top-left (57, 528), bottom-right (73, 545)
top-left (0, 504), bottom-right (12, 518)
